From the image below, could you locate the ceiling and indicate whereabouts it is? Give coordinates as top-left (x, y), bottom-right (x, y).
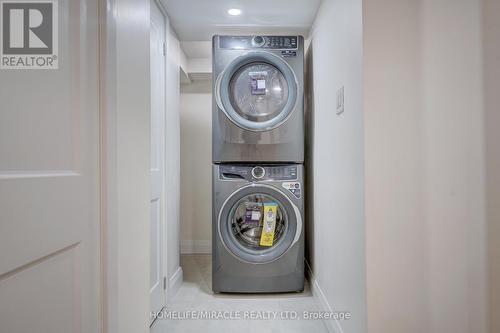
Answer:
top-left (161, 0), bottom-right (322, 42)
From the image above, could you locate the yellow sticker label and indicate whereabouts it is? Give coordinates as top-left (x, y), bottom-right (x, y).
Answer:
top-left (260, 203), bottom-right (278, 247)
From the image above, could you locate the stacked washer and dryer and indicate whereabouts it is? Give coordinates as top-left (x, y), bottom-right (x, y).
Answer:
top-left (212, 35), bottom-right (305, 293)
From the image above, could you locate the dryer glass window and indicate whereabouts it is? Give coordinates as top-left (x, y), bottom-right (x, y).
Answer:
top-left (230, 193), bottom-right (287, 251)
top-left (229, 63), bottom-right (289, 122)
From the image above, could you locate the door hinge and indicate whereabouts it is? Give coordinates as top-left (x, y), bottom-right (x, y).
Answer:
top-left (163, 42), bottom-right (166, 56)
top-left (163, 276), bottom-right (167, 290)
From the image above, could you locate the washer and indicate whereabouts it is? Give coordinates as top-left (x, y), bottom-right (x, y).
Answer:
top-left (212, 35), bottom-right (304, 163)
top-left (212, 164), bottom-right (304, 293)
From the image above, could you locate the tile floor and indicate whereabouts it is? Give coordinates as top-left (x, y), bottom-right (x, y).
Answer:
top-left (151, 254), bottom-right (328, 333)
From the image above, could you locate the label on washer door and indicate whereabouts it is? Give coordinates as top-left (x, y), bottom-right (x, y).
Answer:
top-left (259, 203), bottom-right (278, 247)
top-left (282, 182), bottom-right (301, 198)
top-left (244, 202), bottom-right (262, 225)
top-left (249, 71), bottom-right (267, 95)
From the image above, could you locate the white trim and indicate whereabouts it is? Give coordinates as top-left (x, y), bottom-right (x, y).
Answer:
top-left (150, 0), bottom-right (169, 317)
top-left (181, 240), bottom-right (212, 254)
top-left (167, 266), bottom-right (183, 300)
top-left (305, 261), bottom-right (344, 333)
top-left (100, 0), bottom-right (151, 332)
top-left (154, 0), bottom-right (171, 309)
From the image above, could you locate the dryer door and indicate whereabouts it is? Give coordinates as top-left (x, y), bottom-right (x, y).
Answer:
top-left (216, 52), bottom-right (298, 131)
top-left (218, 184), bottom-right (302, 264)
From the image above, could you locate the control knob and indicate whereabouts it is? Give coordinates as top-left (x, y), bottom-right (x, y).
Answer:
top-left (251, 166), bottom-right (266, 179)
top-left (252, 36), bottom-right (265, 47)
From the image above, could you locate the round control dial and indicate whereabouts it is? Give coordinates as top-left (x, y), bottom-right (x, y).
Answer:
top-left (252, 36), bottom-right (265, 47)
top-left (251, 166), bottom-right (266, 179)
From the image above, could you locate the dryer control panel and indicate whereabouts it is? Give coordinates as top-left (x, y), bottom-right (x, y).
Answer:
top-left (219, 165), bottom-right (298, 181)
top-left (219, 35), bottom-right (299, 50)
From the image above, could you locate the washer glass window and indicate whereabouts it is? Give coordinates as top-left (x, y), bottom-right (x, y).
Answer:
top-left (229, 193), bottom-right (287, 251)
top-left (229, 62), bottom-right (289, 123)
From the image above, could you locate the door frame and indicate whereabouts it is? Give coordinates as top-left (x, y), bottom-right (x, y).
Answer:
top-left (150, 0), bottom-right (169, 320)
top-left (99, 0), bottom-right (153, 332)
top-left (153, 0), bottom-right (170, 309)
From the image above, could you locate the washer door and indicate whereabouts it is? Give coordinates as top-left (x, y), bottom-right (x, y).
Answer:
top-left (216, 52), bottom-right (298, 131)
top-left (218, 185), bottom-right (301, 264)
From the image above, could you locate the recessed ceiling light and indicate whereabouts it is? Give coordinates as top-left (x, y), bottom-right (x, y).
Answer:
top-left (227, 8), bottom-right (242, 16)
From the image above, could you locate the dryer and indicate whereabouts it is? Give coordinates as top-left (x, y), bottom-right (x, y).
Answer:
top-left (212, 164), bottom-right (304, 293)
top-left (212, 35), bottom-right (304, 163)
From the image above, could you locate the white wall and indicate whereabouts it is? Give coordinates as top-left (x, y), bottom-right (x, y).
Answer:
top-left (483, 0), bottom-right (500, 332)
top-left (306, 0), bottom-right (367, 332)
top-left (364, 0), bottom-right (488, 332)
top-left (421, 2), bottom-right (486, 332)
top-left (165, 17), bottom-right (183, 296)
top-left (179, 86), bottom-right (212, 253)
top-left (363, 1), bottom-right (426, 332)
top-left (187, 58), bottom-right (212, 74)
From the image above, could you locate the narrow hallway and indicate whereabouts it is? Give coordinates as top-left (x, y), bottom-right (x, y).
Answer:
top-left (151, 255), bottom-right (328, 333)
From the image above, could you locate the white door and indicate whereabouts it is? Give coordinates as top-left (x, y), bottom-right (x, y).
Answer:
top-left (150, 0), bottom-right (167, 321)
top-left (0, 1), bottom-right (100, 333)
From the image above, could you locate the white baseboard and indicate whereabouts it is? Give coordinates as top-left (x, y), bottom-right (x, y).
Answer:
top-left (181, 240), bottom-right (211, 254)
top-left (167, 266), bottom-right (183, 301)
top-left (306, 260), bottom-right (344, 333)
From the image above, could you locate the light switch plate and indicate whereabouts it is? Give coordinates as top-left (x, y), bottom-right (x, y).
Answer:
top-left (336, 86), bottom-right (344, 115)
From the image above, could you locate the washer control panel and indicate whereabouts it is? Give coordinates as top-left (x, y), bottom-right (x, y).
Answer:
top-left (219, 35), bottom-right (298, 50)
top-left (219, 165), bottom-right (298, 181)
